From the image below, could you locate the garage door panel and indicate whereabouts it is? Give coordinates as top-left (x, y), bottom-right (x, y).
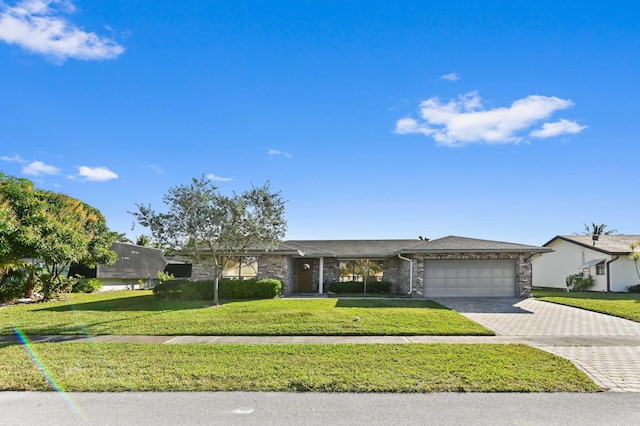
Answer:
top-left (423, 259), bottom-right (515, 297)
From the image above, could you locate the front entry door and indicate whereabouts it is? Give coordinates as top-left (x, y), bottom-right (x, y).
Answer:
top-left (297, 260), bottom-right (314, 293)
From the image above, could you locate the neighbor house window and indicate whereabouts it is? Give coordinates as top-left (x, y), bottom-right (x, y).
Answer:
top-left (596, 261), bottom-right (606, 275)
top-left (339, 260), bottom-right (383, 282)
top-left (222, 256), bottom-right (258, 280)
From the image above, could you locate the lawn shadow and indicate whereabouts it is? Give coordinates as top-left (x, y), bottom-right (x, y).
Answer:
top-left (34, 295), bottom-right (216, 313)
top-left (334, 299), bottom-right (448, 309)
top-left (429, 297), bottom-right (534, 314)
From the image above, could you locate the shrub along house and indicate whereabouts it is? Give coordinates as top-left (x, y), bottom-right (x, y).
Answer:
top-left (185, 236), bottom-right (549, 298)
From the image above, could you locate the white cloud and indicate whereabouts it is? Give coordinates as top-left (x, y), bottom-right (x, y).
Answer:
top-left (144, 164), bottom-right (163, 174)
top-left (0, 0), bottom-right (124, 62)
top-left (530, 119), bottom-right (587, 139)
top-left (395, 91), bottom-right (584, 146)
top-left (441, 72), bottom-right (459, 81)
top-left (268, 149), bottom-right (292, 158)
top-left (206, 173), bottom-right (232, 182)
top-left (22, 160), bottom-right (60, 175)
top-left (77, 166), bottom-right (118, 181)
top-left (1, 154), bottom-right (26, 162)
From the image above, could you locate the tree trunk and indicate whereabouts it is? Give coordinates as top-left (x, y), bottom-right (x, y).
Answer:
top-left (25, 269), bottom-right (37, 299)
top-left (214, 276), bottom-right (219, 306)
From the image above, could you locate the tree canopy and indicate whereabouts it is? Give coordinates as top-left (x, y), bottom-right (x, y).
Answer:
top-left (583, 223), bottom-right (617, 237)
top-left (131, 176), bottom-right (287, 304)
top-left (0, 172), bottom-right (117, 300)
top-left (0, 174), bottom-right (44, 264)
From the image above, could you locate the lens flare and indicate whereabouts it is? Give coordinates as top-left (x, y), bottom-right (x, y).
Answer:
top-left (13, 325), bottom-right (87, 421)
top-left (65, 303), bottom-right (133, 390)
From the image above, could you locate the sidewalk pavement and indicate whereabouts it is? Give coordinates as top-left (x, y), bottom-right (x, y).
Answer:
top-left (1, 333), bottom-right (640, 346)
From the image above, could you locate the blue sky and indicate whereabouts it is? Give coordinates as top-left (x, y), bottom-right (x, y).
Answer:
top-left (0, 0), bottom-right (638, 246)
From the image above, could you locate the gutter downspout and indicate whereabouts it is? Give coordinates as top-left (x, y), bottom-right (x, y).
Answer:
top-left (606, 256), bottom-right (619, 292)
top-left (398, 254), bottom-right (413, 295)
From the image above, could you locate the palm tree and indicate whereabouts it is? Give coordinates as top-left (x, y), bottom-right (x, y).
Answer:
top-left (629, 241), bottom-right (640, 280)
top-left (136, 234), bottom-right (151, 246)
top-left (0, 259), bottom-right (35, 299)
top-left (583, 223), bottom-right (617, 245)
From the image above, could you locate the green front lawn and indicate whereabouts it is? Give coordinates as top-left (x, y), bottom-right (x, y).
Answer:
top-left (0, 291), bottom-right (492, 336)
top-left (533, 289), bottom-right (640, 322)
top-left (0, 342), bottom-right (600, 392)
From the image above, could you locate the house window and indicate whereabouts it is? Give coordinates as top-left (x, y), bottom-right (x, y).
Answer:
top-left (596, 261), bottom-right (606, 276)
top-left (339, 260), bottom-right (383, 282)
top-left (222, 256), bottom-right (258, 280)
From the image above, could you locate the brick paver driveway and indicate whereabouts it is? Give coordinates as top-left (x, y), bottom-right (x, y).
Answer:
top-left (433, 297), bottom-right (640, 393)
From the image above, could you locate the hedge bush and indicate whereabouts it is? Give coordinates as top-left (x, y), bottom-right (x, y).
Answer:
top-left (152, 279), bottom-right (186, 300)
top-left (566, 274), bottom-right (595, 292)
top-left (626, 284), bottom-right (640, 293)
top-left (153, 278), bottom-right (283, 301)
top-left (327, 280), bottom-right (391, 294)
top-left (72, 278), bottom-right (103, 293)
top-left (0, 279), bottom-right (27, 302)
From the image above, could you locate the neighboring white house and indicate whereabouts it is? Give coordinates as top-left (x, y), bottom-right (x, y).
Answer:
top-left (532, 235), bottom-right (640, 292)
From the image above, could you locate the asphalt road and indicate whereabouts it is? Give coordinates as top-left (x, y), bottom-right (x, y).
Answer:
top-left (1, 392), bottom-right (639, 425)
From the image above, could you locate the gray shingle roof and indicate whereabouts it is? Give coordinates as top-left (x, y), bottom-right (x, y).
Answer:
top-left (272, 236), bottom-right (549, 257)
top-left (97, 242), bottom-right (167, 279)
top-left (277, 240), bottom-right (420, 257)
top-left (549, 235), bottom-right (640, 254)
top-left (399, 236), bottom-right (550, 254)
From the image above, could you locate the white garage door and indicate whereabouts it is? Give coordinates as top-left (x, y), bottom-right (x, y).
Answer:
top-left (423, 259), bottom-right (516, 297)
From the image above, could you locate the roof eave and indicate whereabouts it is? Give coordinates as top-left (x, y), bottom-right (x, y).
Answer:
top-left (551, 236), bottom-right (630, 255)
top-left (400, 248), bottom-right (552, 254)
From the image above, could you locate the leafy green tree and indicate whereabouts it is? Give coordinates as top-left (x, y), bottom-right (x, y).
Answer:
top-left (35, 191), bottom-right (117, 299)
top-left (355, 259), bottom-right (383, 294)
top-left (0, 173), bottom-right (46, 264)
top-left (131, 176), bottom-right (287, 305)
top-left (0, 173), bottom-right (117, 300)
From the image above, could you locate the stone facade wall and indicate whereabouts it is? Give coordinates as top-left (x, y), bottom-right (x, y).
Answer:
top-left (284, 257), bottom-right (295, 296)
top-left (410, 253), bottom-right (533, 298)
top-left (412, 256), bottom-right (424, 297)
top-left (322, 258), bottom-right (340, 288)
top-left (258, 254), bottom-right (291, 294)
top-left (310, 260), bottom-right (320, 293)
top-left (393, 256), bottom-right (413, 295)
top-left (382, 257), bottom-right (402, 293)
top-left (515, 254), bottom-right (533, 297)
top-left (188, 255), bottom-right (216, 280)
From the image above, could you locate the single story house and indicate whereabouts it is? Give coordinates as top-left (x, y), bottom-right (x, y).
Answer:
top-left (69, 242), bottom-right (174, 290)
top-left (186, 236), bottom-right (550, 298)
top-left (532, 235), bottom-right (640, 292)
